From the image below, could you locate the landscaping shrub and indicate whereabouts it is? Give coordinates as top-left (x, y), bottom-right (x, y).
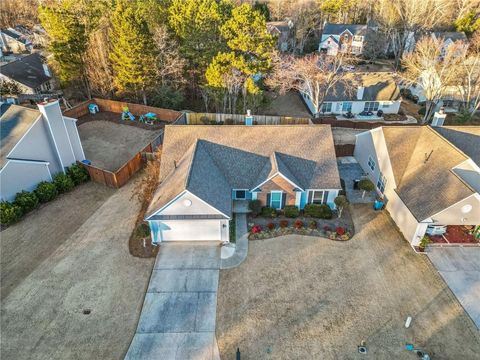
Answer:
top-left (279, 220), bottom-right (289, 228)
top-left (261, 206), bottom-right (277, 218)
top-left (309, 220), bottom-right (317, 229)
top-left (251, 224), bottom-right (262, 234)
top-left (67, 164), bottom-right (90, 185)
top-left (336, 227), bottom-right (346, 235)
top-left (283, 205), bottom-right (299, 218)
top-left (267, 222), bottom-right (275, 230)
top-left (248, 199), bottom-right (262, 216)
top-left (54, 173), bottom-right (74, 193)
top-left (0, 201), bottom-right (22, 225)
top-left (323, 225), bottom-right (331, 232)
top-left (14, 191), bottom-right (39, 214)
top-left (34, 181), bottom-right (58, 203)
top-left (135, 223), bottom-right (151, 238)
top-left (294, 219), bottom-right (304, 229)
top-left (304, 204), bottom-right (332, 219)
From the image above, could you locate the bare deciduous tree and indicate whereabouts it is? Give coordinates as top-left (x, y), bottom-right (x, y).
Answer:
top-left (267, 52), bottom-right (354, 116)
top-left (402, 36), bottom-right (465, 123)
top-left (456, 51), bottom-right (480, 117)
top-left (153, 25), bottom-right (187, 89)
top-left (376, 0), bottom-right (452, 69)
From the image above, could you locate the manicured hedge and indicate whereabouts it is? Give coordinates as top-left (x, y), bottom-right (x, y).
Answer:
top-left (54, 173), bottom-right (75, 193)
top-left (35, 181), bottom-right (58, 203)
top-left (0, 201), bottom-right (22, 225)
top-left (67, 164), bottom-right (90, 185)
top-left (304, 204), bottom-right (333, 219)
top-left (0, 163), bottom-right (90, 226)
top-left (284, 205), bottom-right (299, 218)
top-left (14, 191), bottom-right (39, 214)
top-left (261, 206), bottom-right (277, 218)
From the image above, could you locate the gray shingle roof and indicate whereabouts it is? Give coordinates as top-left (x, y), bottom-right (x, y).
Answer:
top-left (146, 125), bottom-right (340, 218)
top-left (433, 126), bottom-right (480, 166)
top-left (0, 105), bottom-right (41, 168)
top-left (0, 53), bottom-right (50, 89)
top-left (382, 126), bottom-right (475, 221)
top-left (325, 72), bottom-right (401, 102)
top-left (323, 23), bottom-right (367, 36)
top-left (434, 31), bottom-right (467, 42)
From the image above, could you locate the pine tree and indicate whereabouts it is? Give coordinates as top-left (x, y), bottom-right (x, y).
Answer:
top-left (39, 5), bottom-right (89, 95)
top-left (109, 0), bottom-right (157, 104)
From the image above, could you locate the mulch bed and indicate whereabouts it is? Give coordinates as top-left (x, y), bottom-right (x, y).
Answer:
top-left (77, 111), bottom-right (168, 130)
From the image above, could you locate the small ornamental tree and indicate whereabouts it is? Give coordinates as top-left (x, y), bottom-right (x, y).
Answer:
top-left (358, 179), bottom-right (375, 198)
top-left (334, 195), bottom-right (349, 218)
top-left (248, 199), bottom-right (262, 217)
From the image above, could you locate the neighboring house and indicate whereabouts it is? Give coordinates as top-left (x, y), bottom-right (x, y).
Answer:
top-left (301, 72), bottom-right (402, 116)
top-left (319, 23), bottom-right (367, 56)
top-left (145, 125), bottom-right (341, 243)
top-left (0, 28), bottom-right (33, 53)
top-left (404, 31), bottom-right (468, 55)
top-left (267, 20), bottom-right (294, 52)
top-left (0, 100), bottom-right (85, 201)
top-left (354, 126), bottom-right (480, 249)
top-left (0, 53), bottom-right (54, 94)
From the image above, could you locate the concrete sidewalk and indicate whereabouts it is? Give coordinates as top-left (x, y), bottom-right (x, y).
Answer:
top-left (126, 243), bottom-right (221, 360)
top-left (221, 213), bottom-right (248, 269)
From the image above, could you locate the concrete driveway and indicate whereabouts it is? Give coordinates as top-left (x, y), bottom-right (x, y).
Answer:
top-left (428, 247), bottom-right (480, 329)
top-left (126, 243), bottom-right (221, 360)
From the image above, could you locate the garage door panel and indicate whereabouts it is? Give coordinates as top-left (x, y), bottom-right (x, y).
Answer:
top-left (159, 220), bottom-right (221, 241)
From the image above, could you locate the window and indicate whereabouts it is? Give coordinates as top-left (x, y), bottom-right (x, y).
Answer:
top-left (377, 172), bottom-right (386, 193)
top-left (381, 102), bottom-right (390, 109)
top-left (270, 191), bottom-right (283, 209)
top-left (342, 102), bottom-right (352, 112)
top-left (367, 156), bottom-right (376, 171)
top-left (364, 102), bottom-right (379, 112)
top-left (320, 102), bottom-right (332, 113)
top-left (308, 190), bottom-right (324, 204)
top-left (234, 190), bottom-right (246, 199)
top-left (353, 36), bottom-right (363, 42)
top-left (443, 100), bottom-right (454, 107)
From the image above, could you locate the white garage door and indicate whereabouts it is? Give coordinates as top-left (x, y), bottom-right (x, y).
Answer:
top-left (158, 220), bottom-right (221, 241)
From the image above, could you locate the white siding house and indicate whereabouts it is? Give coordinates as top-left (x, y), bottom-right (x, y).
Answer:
top-left (301, 72), bottom-right (402, 117)
top-left (354, 126), bottom-right (480, 248)
top-left (0, 100), bottom-right (85, 201)
top-left (319, 23), bottom-right (367, 56)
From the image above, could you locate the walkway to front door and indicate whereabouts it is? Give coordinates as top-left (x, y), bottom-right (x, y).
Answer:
top-left (125, 242), bottom-right (221, 360)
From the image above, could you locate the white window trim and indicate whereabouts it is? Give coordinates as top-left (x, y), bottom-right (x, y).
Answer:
top-left (308, 190), bottom-right (325, 204)
top-left (270, 190), bottom-right (283, 210)
top-left (233, 189), bottom-right (249, 200)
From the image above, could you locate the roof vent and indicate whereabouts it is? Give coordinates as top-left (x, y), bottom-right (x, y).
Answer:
top-left (424, 150), bottom-right (433, 164)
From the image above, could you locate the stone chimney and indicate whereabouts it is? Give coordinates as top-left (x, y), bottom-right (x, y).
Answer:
top-left (431, 107), bottom-right (447, 127)
top-left (356, 86), bottom-right (365, 100)
top-left (37, 99), bottom-right (76, 170)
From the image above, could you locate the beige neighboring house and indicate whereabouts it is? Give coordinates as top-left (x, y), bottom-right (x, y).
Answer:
top-left (354, 125), bottom-right (480, 249)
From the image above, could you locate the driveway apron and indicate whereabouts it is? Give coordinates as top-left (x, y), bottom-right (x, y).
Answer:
top-left (126, 242), bottom-right (221, 360)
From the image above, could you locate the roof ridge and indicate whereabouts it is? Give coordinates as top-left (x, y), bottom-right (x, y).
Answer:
top-left (183, 140), bottom-right (200, 189)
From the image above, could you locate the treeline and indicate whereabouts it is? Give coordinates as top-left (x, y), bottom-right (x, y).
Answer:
top-left (38, 0), bottom-right (277, 113)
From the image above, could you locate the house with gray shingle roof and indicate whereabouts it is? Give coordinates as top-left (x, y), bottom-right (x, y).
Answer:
top-left (0, 100), bottom-right (85, 201)
top-left (354, 125), bottom-right (480, 249)
top-left (301, 72), bottom-right (402, 116)
top-left (319, 23), bottom-right (368, 56)
top-left (145, 125), bottom-right (341, 242)
top-left (0, 53), bottom-right (54, 94)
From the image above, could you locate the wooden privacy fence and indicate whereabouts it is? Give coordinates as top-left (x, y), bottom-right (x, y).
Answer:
top-left (312, 117), bottom-right (420, 130)
top-left (81, 143), bottom-right (153, 188)
top-left (64, 98), bottom-right (183, 122)
top-left (186, 112), bottom-right (311, 125)
top-left (334, 144), bottom-right (355, 157)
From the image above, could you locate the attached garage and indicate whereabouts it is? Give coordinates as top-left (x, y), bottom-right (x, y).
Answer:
top-left (151, 219), bottom-right (225, 242)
